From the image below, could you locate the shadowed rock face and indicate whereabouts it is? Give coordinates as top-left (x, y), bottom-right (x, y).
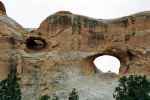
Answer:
top-left (0, 1), bottom-right (6, 15)
top-left (0, 3), bottom-right (150, 99)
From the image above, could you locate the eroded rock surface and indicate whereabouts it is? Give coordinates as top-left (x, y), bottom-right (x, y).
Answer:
top-left (0, 1), bottom-right (6, 15)
top-left (0, 2), bottom-right (150, 100)
top-left (21, 11), bottom-right (150, 100)
top-left (0, 1), bottom-right (25, 79)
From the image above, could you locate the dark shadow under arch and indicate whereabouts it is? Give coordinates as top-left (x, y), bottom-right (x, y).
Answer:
top-left (25, 37), bottom-right (47, 50)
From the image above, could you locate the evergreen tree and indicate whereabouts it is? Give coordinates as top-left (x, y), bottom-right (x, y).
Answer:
top-left (68, 88), bottom-right (79, 100)
top-left (40, 95), bottom-right (50, 100)
top-left (0, 57), bottom-right (21, 100)
top-left (113, 75), bottom-right (150, 100)
top-left (51, 94), bottom-right (59, 100)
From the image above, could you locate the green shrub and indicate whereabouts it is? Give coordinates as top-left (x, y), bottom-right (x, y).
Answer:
top-left (0, 73), bottom-right (21, 100)
top-left (68, 88), bottom-right (79, 100)
top-left (40, 95), bottom-right (50, 100)
top-left (113, 75), bottom-right (150, 100)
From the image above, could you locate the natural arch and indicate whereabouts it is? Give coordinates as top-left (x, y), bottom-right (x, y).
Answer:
top-left (26, 37), bottom-right (47, 50)
top-left (93, 55), bottom-right (121, 74)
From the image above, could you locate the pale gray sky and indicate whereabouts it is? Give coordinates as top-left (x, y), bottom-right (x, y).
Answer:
top-left (94, 55), bottom-right (120, 74)
top-left (2, 0), bottom-right (150, 28)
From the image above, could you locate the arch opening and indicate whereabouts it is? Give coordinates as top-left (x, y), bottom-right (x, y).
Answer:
top-left (93, 55), bottom-right (120, 74)
top-left (26, 37), bottom-right (47, 50)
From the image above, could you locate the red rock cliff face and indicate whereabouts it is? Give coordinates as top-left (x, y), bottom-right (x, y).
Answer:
top-left (36, 11), bottom-right (150, 52)
top-left (0, 2), bottom-right (150, 99)
top-left (32, 11), bottom-right (150, 76)
top-left (20, 11), bottom-right (150, 100)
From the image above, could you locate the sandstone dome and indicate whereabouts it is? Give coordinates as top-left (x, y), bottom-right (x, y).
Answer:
top-left (0, 16), bottom-right (25, 39)
top-left (55, 11), bottom-right (72, 15)
top-left (0, 1), bottom-right (25, 40)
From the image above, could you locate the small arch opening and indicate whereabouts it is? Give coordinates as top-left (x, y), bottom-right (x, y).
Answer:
top-left (26, 37), bottom-right (47, 50)
top-left (93, 55), bottom-right (120, 74)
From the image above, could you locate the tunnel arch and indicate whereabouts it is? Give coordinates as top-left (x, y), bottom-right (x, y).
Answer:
top-left (93, 55), bottom-right (121, 74)
top-left (84, 48), bottom-right (133, 75)
top-left (25, 36), bottom-right (47, 50)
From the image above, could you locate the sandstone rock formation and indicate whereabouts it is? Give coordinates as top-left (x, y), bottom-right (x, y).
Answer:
top-left (0, 1), bottom-right (6, 15)
top-left (21, 10), bottom-right (150, 100)
top-left (0, 1), bottom-right (150, 100)
top-left (0, 1), bottom-right (25, 80)
top-left (34, 10), bottom-right (150, 75)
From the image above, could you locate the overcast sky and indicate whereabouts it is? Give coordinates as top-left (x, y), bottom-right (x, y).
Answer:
top-left (2, 0), bottom-right (150, 28)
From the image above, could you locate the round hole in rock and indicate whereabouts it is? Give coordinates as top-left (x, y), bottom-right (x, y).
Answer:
top-left (93, 55), bottom-right (120, 74)
top-left (26, 37), bottom-right (47, 50)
